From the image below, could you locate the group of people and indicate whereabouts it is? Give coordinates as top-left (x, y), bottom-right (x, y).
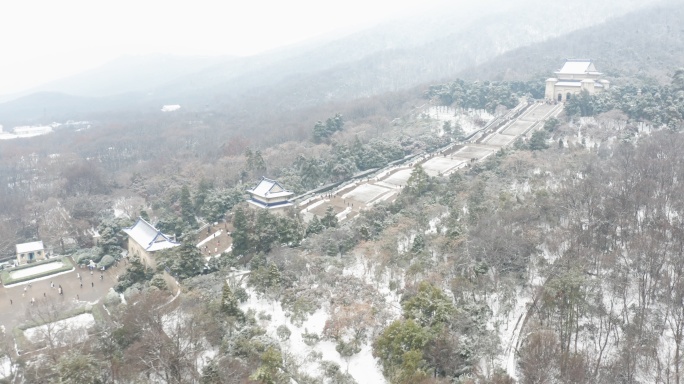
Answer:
top-left (50, 281), bottom-right (63, 295)
top-left (11, 262), bottom-right (119, 307)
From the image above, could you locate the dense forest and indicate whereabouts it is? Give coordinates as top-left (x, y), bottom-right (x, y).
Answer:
top-left (2, 1), bottom-right (684, 382)
top-left (0, 67), bottom-right (682, 382)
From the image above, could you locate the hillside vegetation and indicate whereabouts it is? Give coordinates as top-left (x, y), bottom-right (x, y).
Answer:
top-left (2, 2), bottom-right (684, 382)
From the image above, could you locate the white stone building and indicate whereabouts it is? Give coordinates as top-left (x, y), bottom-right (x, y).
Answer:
top-left (545, 59), bottom-right (610, 102)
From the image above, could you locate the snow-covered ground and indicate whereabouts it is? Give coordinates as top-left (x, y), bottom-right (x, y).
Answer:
top-left (0, 125), bottom-right (53, 140)
top-left (162, 105), bottom-right (181, 112)
top-left (112, 196), bottom-right (146, 219)
top-left (197, 230), bottom-right (222, 247)
top-left (241, 290), bottom-right (388, 383)
top-left (239, 254), bottom-right (401, 383)
top-left (23, 313), bottom-right (95, 346)
top-left (424, 106), bottom-right (494, 136)
top-left (10, 261), bottom-right (65, 280)
top-left (487, 288), bottom-right (533, 380)
top-left (0, 356), bottom-right (11, 380)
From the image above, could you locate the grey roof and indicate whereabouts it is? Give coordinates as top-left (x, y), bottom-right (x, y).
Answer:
top-left (16, 241), bottom-right (44, 254)
top-left (123, 217), bottom-right (180, 252)
top-left (247, 177), bottom-right (294, 199)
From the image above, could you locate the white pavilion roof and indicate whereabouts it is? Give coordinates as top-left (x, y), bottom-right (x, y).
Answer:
top-left (556, 59), bottom-right (601, 76)
top-left (16, 241), bottom-right (44, 254)
top-left (248, 177), bottom-right (294, 199)
top-left (123, 217), bottom-right (180, 252)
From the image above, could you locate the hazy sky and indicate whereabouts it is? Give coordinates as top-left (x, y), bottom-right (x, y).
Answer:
top-left (0, 0), bottom-right (446, 95)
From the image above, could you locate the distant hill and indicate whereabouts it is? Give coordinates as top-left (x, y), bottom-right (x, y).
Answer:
top-left (0, 0), bottom-right (663, 123)
top-left (0, 92), bottom-right (102, 123)
top-left (152, 0), bottom-right (656, 110)
top-left (27, 54), bottom-right (233, 99)
top-left (457, 1), bottom-right (684, 85)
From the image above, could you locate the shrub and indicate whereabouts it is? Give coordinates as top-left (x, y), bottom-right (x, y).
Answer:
top-left (97, 255), bottom-right (116, 269)
top-left (276, 325), bottom-right (291, 341)
top-left (149, 274), bottom-right (168, 291)
top-left (73, 247), bottom-right (102, 265)
top-left (302, 329), bottom-right (320, 346)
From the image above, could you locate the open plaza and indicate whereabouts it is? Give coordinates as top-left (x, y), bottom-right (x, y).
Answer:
top-left (0, 258), bottom-right (124, 332)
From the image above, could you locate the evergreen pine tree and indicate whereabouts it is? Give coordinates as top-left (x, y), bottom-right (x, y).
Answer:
top-left (231, 207), bottom-right (251, 256)
top-left (411, 234), bottom-right (425, 254)
top-left (255, 210), bottom-right (278, 253)
top-left (250, 346), bottom-right (284, 384)
top-left (307, 215), bottom-right (324, 235)
top-left (266, 263), bottom-right (281, 288)
top-left (221, 282), bottom-right (244, 320)
top-left (180, 185), bottom-right (196, 226)
top-left (195, 179), bottom-right (212, 213)
top-left (406, 165), bottom-right (431, 196)
top-left (170, 243), bottom-right (204, 280)
top-left (321, 206), bottom-right (338, 228)
top-left (200, 359), bottom-right (221, 384)
top-left (139, 209), bottom-right (150, 221)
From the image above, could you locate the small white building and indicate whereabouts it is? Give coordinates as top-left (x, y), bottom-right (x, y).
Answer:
top-left (122, 217), bottom-right (180, 268)
top-left (246, 177), bottom-right (294, 211)
top-left (545, 59), bottom-right (610, 102)
top-left (16, 241), bottom-right (46, 265)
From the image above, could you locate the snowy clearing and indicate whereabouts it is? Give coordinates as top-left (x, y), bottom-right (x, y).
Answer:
top-left (10, 261), bottom-right (65, 280)
top-left (23, 313), bottom-right (95, 346)
top-left (0, 356), bottom-right (11, 379)
top-left (161, 105), bottom-right (181, 112)
top-left (241, 288), bottom-right (387, 384)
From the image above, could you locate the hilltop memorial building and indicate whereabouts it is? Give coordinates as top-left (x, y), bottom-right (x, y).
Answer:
top-left (247, 177), bottom-right (294, 211)
top-left (123, 217), bottom-right (180, 267)
top-left (545, 59), bottom-right (610, 102)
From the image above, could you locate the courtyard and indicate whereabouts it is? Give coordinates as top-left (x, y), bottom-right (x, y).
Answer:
top-left (0, 257), bottom-right (124, 331)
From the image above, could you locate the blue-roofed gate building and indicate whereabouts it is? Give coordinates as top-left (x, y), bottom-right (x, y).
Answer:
top-left (246, 177), bottom-right (294, 212)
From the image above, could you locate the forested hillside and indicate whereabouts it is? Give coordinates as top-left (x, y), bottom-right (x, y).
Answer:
top-left (2, 1), bottom-right (684, 382)
top-left (460, 1), bottom-right (684, 84)
top-left (0, 0), bottom-right (656, 124)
